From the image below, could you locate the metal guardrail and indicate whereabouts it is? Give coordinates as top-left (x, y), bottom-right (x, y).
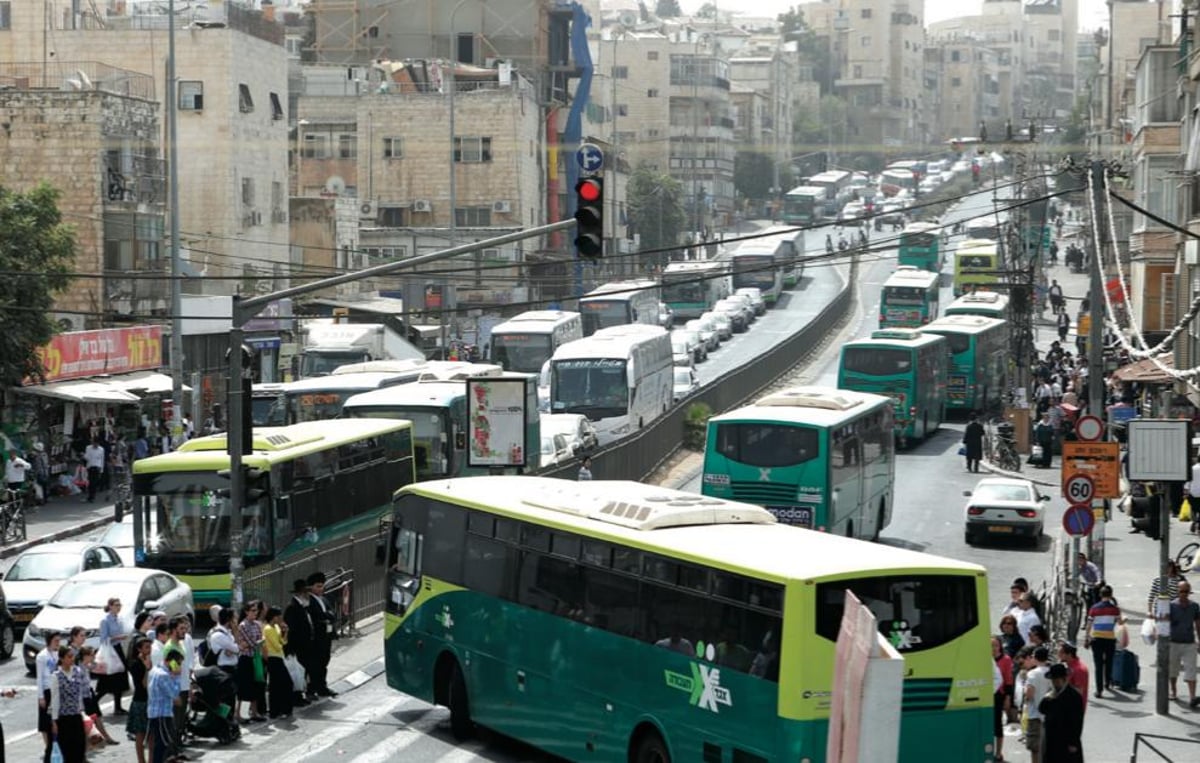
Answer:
top-left (1131, 732), bottom-right (1200, 762)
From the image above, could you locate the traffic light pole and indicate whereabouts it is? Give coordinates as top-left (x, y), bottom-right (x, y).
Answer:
top-left (224, 219), bottom-right (573, 608)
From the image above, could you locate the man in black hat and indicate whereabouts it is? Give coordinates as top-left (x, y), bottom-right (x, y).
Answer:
top-left (1038, 662), bottom-right (1085, 763)
top-left (283, 579), bottom-right (313, 705)
top-left (306, 571), bottom-right (339, 698)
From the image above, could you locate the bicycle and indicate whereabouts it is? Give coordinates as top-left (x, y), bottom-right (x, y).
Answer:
top-left (1177, 540), bottom-right (1200, 574)
top-left (990, 421), bottom-right (1022, 473)
top-left (0, 492), bottom-right (28, 544)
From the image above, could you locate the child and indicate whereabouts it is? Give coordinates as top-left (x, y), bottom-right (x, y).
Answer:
top-left (79, 646), bottom-right (120, 746)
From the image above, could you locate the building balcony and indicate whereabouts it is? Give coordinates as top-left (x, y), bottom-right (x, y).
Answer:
top-left (0, 61), bottom-right (156, 100)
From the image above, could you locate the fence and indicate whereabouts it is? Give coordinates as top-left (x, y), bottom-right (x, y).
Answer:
top-left (1131, 732), bottom-right (1200, 762)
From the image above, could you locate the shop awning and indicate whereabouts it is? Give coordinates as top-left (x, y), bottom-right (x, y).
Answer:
top-left (19, 371), bottom-right (189, 403)
top-left (1111, 354), bottom-right (1176, 384)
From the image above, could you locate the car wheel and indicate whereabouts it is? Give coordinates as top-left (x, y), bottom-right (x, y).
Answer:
top-left (964, 529), bottom-right (976, 546)
top-left (0, 622), bottom-right (14, 661)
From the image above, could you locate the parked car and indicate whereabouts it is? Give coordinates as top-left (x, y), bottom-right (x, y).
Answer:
top-left (839, 201), bottom-right (866, 223)
top-left (673, 366), bottom-right (699, 402)
top-left (2, 541), bottom-right (124, 638)
top-left (701, 310), bottom-right (733, 341)
top-left (674, 327), bottom-right (708, 363)
top-left (0, 579), bottom-right (14, 660)
top-left (93, 514), bottom-right (135, 567)
top-left (540, 412), bottom-right (599, 456)
top-left (656, 301), bottom-right (675, 329)
top-left (22, 567), bottom-right (194, 673)
top-left (671, 336), bottom-right (695, 367)
top-left (735, 287), bottom-right (766, 316)
top-left (713, 298), bottom-right (750, 332)
top-left (540, 432), bottom-right (574, 468)
top-left (686, 318), bottom-right (719, 352)
top-left (962, 477), bottom-right (1050, 546)
top-left (725, 293), bottom-right (757, 323)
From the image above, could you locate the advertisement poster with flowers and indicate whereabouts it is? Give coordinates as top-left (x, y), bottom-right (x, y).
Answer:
top-left (467, 377), bottom-right (528, 468)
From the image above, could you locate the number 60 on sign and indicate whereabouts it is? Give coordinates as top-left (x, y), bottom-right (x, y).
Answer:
top-left (1063, 473), bottom-right (1095, 506)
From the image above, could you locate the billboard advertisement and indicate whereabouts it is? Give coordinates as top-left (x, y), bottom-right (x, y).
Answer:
top-left (467, 376), bottom-right (529, 468)
top-left (33, 326), bottom-right (163, 383)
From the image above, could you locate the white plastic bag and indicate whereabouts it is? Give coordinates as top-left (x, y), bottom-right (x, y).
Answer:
top-left (95, 641), bottom-right (121, 675)
top-left (284, 655), bottom-right (307, 692)
top-left (1140, 618), bottom-right (1157, 645)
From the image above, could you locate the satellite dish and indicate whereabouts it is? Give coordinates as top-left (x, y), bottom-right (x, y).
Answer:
top-left (618, 11), bottom-right (638, 28)
top-left (76, 70), bottom-right (93, 89)
top-left (324, 175), bottom-right (347, 195)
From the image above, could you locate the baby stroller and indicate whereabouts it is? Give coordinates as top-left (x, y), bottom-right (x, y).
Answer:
top-left (188, 666), bottom-right (241, 745)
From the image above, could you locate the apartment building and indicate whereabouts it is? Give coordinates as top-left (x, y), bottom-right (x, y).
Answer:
top-left (0, 65), bottom-right (163, 328)
top-left (923, 37), bottom-right (1002, 142)
top-left (1096, 0), bottom-right (1172, 142)
top-left (0, 0), bottom-right (291, 296)
top-left (929, 11), bottom-right (1027, 137)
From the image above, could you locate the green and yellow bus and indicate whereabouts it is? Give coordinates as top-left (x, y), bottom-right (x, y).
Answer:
top-left (923, 315), bottom-right (1009, 415)
top-left (382, 476), bottom-right (993, 763)
top-left (944, 291), bottom-right (1010, 321)
top-left (897, 222), bottom-right (943, 273)
top-left (701, 386), bottom-right (895, 540)
top-left (953, 240), bottom-right (1001, 297)
top-left (838, 329), bottom-right (947, 447)
top-left (879, 267), bottom-right (941, 328)
top-left (132, 418), bottom-right (416, 606)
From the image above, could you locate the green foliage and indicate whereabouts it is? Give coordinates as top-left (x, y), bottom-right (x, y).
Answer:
top-left (734, 151), bottom-right (777, 201)
top-left (627, 165), bottom-right (685, 260)
top-left (654, 0), bottom-right (682, 17)
top-left (683, 402), bottom-right (712, 451)
top-left (793, 95), bottom-right (849, 154)
top-left (778, 6), bottom-right (833, 95)
top-left (0, 183), bottom-right (77, 387)
top-left (696, 2), bottom-right (718, 19)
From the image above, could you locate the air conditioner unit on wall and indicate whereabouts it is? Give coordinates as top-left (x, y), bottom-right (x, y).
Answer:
top-left (413, 199), bottom-right (433, 212)
top-left (492, 200), bottom-right (512, 213)
top-left (359, 200), bottom-right (378, 220)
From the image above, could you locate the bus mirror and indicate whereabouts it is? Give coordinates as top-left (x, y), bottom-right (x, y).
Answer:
top-left (455, 431), bottom-right (466, 450)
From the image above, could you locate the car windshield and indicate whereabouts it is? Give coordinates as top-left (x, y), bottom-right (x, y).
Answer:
top-left (974, 484), bottom-right (1033, 502)
top-left (5, 552), bottom-right (79, 581)
top-left (673, 368), bottom-right (693, 385)
top-left (100, 522), bottom-right (133, 548)
top-left (49, 579), bottom-right (139, 610)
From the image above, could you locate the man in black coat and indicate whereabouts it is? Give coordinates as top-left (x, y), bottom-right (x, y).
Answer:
top-left (962, 415), bottom-right (985, 473)
top-left (283, 578), bottom-right (314, 705)
top-left (1038, 662), bottom-right (1085, 763)
top-left (306, 571), bottom-right (339, 698)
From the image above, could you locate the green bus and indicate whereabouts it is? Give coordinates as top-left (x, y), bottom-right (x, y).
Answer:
top-left (132, 418), bottom-right (416, 606)
top-left (953, 240), bottom-right (1000, 297)
top-left (944, 291), bottom-right (1010, 321)
top-left (660, 260), bottom-right (730, 319)
top-left (897, 222), bottom-right (943, 273)
top-left (701, 386), bottom-right (895, 540)
top-left (923, 315), bottom-right (1009, 414)
top-left (837, 329), bottom-right (948, 447)
top-left (383, 476), bottom-right (994, 763)
top-left (781, 186), bottom-right (825, 226)
top-left (879, 267), bottom-right (941, 328)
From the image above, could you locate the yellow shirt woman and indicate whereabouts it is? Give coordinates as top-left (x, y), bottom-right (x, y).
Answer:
top-left (262, 622), bottom-right (287, 659)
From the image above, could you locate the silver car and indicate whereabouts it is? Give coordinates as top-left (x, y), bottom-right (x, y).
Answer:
top-left (700, 311), bottom-right (732, 341)
top-left (2, 541), bottom-right (124, 638)
top-left (22, 567), bottom-right (194, 673)
top-left (685, 318), bottom-right (719, 352)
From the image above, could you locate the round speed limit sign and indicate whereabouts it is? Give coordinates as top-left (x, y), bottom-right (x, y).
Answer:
top-left (1064, 473), bottom-right (1095, 506)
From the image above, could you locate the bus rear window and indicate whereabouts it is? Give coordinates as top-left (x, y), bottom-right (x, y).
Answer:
top-left (841, 348), bottom-right (912, 376)
top-left (941, 334), bottom-right (971, 355)
top-left (883, 287), bottom-right (927, 305)
top-left (715, 423), bottom-right (818, 467)
top-left (814, 575), bottom-right (979, 653)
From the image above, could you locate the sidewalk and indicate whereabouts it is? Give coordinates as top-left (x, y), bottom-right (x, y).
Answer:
top-left (0, 489), bottom-right (115, 560)
top-left (983, 224), bottom-right (1200, 760)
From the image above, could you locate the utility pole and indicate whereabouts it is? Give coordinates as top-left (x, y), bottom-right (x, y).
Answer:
top-left (167, 0), bottom-right (185, 447)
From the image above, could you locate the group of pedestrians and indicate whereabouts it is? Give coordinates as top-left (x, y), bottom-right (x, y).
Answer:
top-left (32, 572), bottom-right (340, 763)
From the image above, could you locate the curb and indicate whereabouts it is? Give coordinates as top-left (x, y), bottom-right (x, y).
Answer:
top-left (0, 515), bottom-right (112, 560)
top-left (980, 459), bottom-right (1057, 488)
top-left (330, 657), bottom-right (386, 694)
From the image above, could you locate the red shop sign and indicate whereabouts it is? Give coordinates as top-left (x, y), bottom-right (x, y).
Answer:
top-left (33, 326), bottom-right (163, 383)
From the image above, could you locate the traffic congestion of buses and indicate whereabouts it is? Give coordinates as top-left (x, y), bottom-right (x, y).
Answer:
top-left (46, 156), bottom-right (1017, 763)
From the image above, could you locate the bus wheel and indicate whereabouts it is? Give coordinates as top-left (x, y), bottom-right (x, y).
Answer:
top-left (872, 501), bottom-right (886, 542)
top-left (444, 660), bottom-right (474, 740)
top-left (845, 521), bottom-right (855, 539)
top-left (631, 728), bottom-right (671, 763)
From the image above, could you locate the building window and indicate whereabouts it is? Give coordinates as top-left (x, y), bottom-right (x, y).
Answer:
top-left (612, 66), bottom-right (628, 79)
top-left (271, 181), bottom-right (283, 209)
top-left (382, 137), bottom-right (403, 159)
top-left (454, 137), bottom-right (493, 163)
top-left (951, 50), bottom-right (961, 62)
top-left (951, 77), bottom-right (962, 87)
top-left (455, 207), bottom-right (492, 227)
top-left (853, 65), bottom-right (863, 78)
top-left (647, 89), bottom-right (659, 98)
top-left (302, 133), bottom-right (329, 159)
top-left (379, 207), bottom-right (407, 227)
top-left (1048, 29), bottom-right (1060, 42)
top-left (269, 92), bottom-right (284, 120)
top-left (179, 81), bottom-right (204, 111)
top-left (241, 177), bottom-right (255, 207)
top-left (238, 83), bottom-right (254, 113)
top-left (0, 2), bottom-right (11, 30)
top-left (861, 8), bottom-right (871, 18)
top-left (338, 134), bottom-right (357, 159)
top-left (617, 104), bottom-right (629, 116)
top-left (457, 33), bottom-right (476, 65)
top-left (860, 36), bottom-right (871, 47)
top-left (647, 51), bottom-right (659, 61)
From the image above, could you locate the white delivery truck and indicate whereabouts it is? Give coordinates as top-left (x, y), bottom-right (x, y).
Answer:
top-left (297, 320), bottom-right (424, 378)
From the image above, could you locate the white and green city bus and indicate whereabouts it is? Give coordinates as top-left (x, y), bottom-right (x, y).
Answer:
top-left (383, 476), bottom-right (993, 763)
top-left (701, 386), bottom-right (895, 539)
top-left (660, 261), bottom-right (730, 319)
top-left (132, 418), bottom-right (416, 606)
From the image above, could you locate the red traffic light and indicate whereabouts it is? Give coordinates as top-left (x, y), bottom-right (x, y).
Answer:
top-left (577, 177), bottom-right (602, 203)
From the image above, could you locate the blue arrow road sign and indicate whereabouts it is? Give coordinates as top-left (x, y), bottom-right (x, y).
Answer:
top-left (576, 143), bottom-right (604, 173)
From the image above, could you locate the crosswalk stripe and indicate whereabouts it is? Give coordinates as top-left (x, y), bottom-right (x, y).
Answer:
top-left (344, 726), bottom-right (426, 762)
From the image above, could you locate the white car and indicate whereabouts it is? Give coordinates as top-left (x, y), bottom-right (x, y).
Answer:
top-left (2, 541), bottom-right (125, 638)
top-left (656, 301), bottom-right (675, 329)
top-left (671, 337), bottom-right (695, 367)
top-left (700, 311), bottom-right (733, 341)
top-left (725, 293), bottom-right (757, 323)
top-left (540, 412), bottom-right (598, 456)
top-left (963, 477), bottom-right (1051, 546)
top-left (673, 327), bottom-right (708, 362)
top-left (540, 432), bottom-right (574, 468)
top-left (734, 288), bottom-right (766, 316)
top-left (22, 567), bottom-right (194, 673)
top-left (685, 318), bottom-right (719, 352)
top-left (712, 300), bottom-right (749, 333)
top-left (94, 514), bottom-right (135, 567)
top-left (839, 201), bottom-right (866, 223)
top-left (673, 366), bottom-right (698, 402)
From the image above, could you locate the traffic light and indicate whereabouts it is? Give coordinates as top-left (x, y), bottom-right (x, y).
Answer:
top-left (1131, 494), bottom-right (1162, 540)
top-left (574, 177), bottom-right (603, 259)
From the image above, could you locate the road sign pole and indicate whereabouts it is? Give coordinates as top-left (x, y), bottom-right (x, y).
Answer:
top-left (1157, 489), bottom-right (1171, 716)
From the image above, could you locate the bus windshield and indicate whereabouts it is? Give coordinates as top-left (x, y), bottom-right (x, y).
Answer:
top-left (901, 233), bottom-right (936, 248)
top-left (347, 407), bottom-right (450, 478)
top-left (491, 333), bottom-right (553, 374)
top-left (943, 334), bottom-right (971, 355)
top-left (252, 396), bottom-right (287, 427)
top-left (138, 472), bottom-right (272, 558)
top-left (842, 348), bottom-right (913, 376)
top-left (883, 287), bottom-right (928, 305)
top-left (815, 574), bottom-right (979, 653)
top-left (301, 350), bottom-right (370, 378)
top-left (551, 358), bottom-right (628, 417)
top-left (580, 301), bottom-right (629, 335)
top-left (715, 423), bottom-right (818, 467)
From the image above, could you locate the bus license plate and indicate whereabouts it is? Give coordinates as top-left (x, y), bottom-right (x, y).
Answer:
top-left (769, 507), bottom-right (812, 527)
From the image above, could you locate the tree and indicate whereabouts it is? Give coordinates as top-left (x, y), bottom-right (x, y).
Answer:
top-left (696, 2), bottom-right (717, 19)
top-left (627, 166), bottom-right (685, 264)
top-left (0, 183), bottom-right (77, 387)
top-left (792, 95), bottom-right (849, 153)
top-left (778, 5), bottom-right (834, 96)
top-left (654, 0), bottom-right (681, 17)
top-left (734, 151), bottom-right (792, 200)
